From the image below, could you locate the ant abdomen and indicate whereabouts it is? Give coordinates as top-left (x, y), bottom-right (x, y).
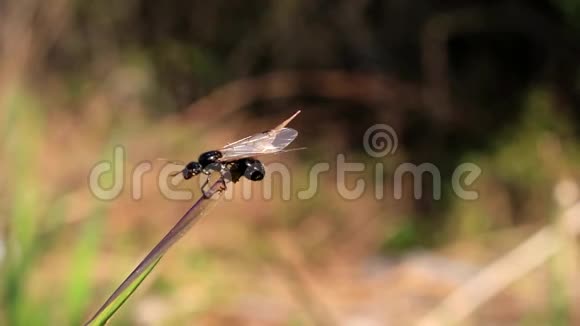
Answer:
top-left (242, 158), bottom-right (265, 181)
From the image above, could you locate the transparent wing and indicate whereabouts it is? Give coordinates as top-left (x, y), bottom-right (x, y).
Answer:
top-left (218, 127), bottom-right (298, 161)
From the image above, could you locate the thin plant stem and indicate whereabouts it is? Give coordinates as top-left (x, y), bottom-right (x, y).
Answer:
top-left (84, 179), bottom-right (226, 326)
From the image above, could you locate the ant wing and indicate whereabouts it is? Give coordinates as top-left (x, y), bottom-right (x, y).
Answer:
top-left (218, 127), bottom-right (298, 161)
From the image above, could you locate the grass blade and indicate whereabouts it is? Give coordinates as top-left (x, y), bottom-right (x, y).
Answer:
top-left (84, 180), bottom-right (225, 325)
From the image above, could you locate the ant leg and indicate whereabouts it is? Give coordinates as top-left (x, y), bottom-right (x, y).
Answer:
top-left (199, 163), bottom-right (230, 197)
top-left (216, 164), bottom-right (230, 191)
top-left (200, 174), bottom-right (227, 197)
top-left (200, 172), bottom-right (213, 198)
top-left (213, 174), bottom-right (228, 193)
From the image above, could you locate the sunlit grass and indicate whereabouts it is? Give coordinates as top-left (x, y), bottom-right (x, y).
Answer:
top-left (0, 87), bottom-right (107, 325)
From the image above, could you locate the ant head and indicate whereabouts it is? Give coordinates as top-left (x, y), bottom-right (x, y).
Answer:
top-left (182, 170), bottom-right (193, 180)
top-left (198, 150), bottom-right (223, 167)
top-left (185, 161), bottom-right (203, 174)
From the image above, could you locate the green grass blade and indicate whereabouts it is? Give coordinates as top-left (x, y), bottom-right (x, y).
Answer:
top-left (66, 206), bottom-right (106, 325)
top-left (85, 255), bottom-right (162, 326)
top-left (84, 180), bottom-right (225, 325)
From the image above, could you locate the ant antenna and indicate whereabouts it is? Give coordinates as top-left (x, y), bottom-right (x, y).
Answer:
top-left (169, 171), bottom-right (182, 177)
top-left (157, 158), bottom-right (184, 165)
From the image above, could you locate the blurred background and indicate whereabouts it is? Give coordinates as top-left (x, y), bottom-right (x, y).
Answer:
top-left (1, 0), bottom-right (580, 325)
